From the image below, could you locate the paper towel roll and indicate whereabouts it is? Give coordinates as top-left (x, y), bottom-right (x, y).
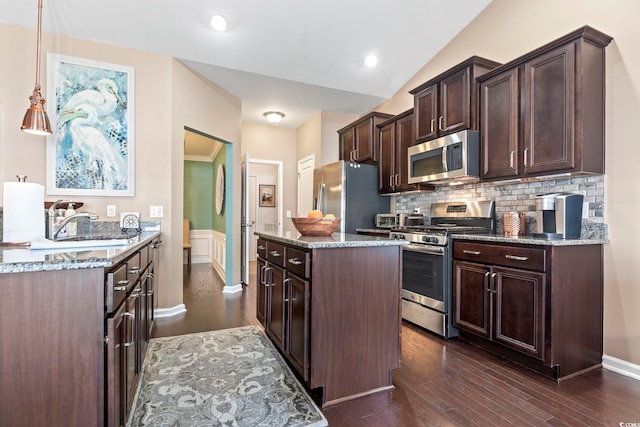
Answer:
top-left (3, 181), bottom-right (45, 242)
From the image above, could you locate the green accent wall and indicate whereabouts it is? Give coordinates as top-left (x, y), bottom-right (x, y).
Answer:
top-left (213, 145), bottom-right (227, 233)
top-left (184, 160), bottom-right (213, 229)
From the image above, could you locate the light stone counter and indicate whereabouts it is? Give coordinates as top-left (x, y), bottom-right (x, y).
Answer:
top-left (254, 230), bottom-right (405, 249)
top-left (0, 230), bottom-right (161, 274)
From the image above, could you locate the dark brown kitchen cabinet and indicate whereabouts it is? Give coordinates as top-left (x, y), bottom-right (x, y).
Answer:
top-left (338, 111), bottom-right (393, 164)
top-left (378, 109), bottom-right (433, 194)
top-left (410, 56), bottom-right (501, 143)
top-left (256, 235), bottom-right (401, 407)
top-left (479, 26), bottom-right (613, 181)
top-left (453, 239), bottom-right (603, 381)
top-left (256, 240), bottom-right (310, 380)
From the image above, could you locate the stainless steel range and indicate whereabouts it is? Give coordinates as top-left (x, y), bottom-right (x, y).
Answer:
top-left (391, 200), bottom-right (495, 339)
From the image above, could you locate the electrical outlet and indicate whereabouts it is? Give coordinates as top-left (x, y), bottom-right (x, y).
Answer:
top-left (150, 205), bottom-right (164, 218)
top-left (582, 201), bottom-right (589, 219)
top-left (286, 210), bottom-right (291, 218)
top-left (106, 205), bottom-right (116, 217)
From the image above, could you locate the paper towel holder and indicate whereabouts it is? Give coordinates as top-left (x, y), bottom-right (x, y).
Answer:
top-left (16, 175), bottom-right (27, 182)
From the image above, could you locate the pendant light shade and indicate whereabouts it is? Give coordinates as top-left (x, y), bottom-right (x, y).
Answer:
top-left (21, 0), bottom-right (52, 136)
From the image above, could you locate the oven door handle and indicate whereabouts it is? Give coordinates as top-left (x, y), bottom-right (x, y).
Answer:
top-left (403, 244), bottom-right (445, 255)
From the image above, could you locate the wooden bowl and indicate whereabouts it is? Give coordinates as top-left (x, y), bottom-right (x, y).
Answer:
top-left (291, 217), bottom-right (341, 236)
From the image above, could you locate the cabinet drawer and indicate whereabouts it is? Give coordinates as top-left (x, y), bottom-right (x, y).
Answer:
top-left (127, 251), bottom-right (144, 281)
top-left (267, 242), bottom-right (286, 267)
top-left (105, 263), bottom-right (131, 313)
top-left (454, 241), bottom-right (546, 272)
top-left (257, 238), bottom-right (267, 259)
top-left (286, 247), bottom-right (310, 279)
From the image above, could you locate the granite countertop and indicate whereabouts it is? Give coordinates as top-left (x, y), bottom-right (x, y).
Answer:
top-left (0, 230), bottom-right (161, 274)
top-left (452, 233), bottom-right (609, 246)
top-left (254, 230), bottom-right (406, 249)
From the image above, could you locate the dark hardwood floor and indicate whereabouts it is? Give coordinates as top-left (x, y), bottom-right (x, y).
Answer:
top-left (154, 262), bottom-right (640, 426)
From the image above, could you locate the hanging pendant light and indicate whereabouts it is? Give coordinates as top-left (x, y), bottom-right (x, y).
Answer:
top-left (21, 0), bottom-right (52, 136)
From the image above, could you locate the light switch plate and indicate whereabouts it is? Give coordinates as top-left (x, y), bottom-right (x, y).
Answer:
top-left (106, 205), bottom-right (116, 217)
top-left (150, 205), bottom-right (164, 218)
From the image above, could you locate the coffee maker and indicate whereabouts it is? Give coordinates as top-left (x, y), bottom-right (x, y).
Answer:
top-left (532, 193), bottom-right (584, 240)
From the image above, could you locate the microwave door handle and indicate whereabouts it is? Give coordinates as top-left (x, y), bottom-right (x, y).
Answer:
top-left (441, 145), bottom-right (448, 172)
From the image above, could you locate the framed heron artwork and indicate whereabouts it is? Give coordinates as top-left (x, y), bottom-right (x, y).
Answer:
top-left (46, 54), bottom-right (135, 196)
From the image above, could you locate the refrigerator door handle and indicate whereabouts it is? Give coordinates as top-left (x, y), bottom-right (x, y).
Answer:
top-left (317, 182), bottom-right (326, 213)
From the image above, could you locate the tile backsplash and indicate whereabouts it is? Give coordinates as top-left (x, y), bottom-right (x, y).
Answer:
top-left (395, 175), bottom-right (606, 237)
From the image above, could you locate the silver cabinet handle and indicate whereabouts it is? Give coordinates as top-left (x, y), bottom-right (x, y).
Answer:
top-left (123, 312), bottom-right (134, 347)
top-left (523, 148), bottom-right (529, 167)
top-left (269, 250), bottom-right (281, 257)
top-left (484, 271), bottom-right (491, 292)
top-left (288, 258), bottom-right (302, 265)
top-left (505, 254), bottom-right (529, 261)
top-left (491, 273), bottom-right (497, 294)
top-left (395, 174), bottom-right (399, 187)
top-left (438, 116), bottom-right (444, 131)
top-left (257, 245), bottom-right (266, 250)
top-left (510, 151), bottom-right (515, 169)
top-left (462, 250), bottom-right (481, 255)
top-left (430, 119), bottom-right (436, 133)
top-left (389, 175), bottom-right (393, 187)
top-left (114, 279), bottom-right (130, 291)
top-left (129, 266), bottom-right (141, 274)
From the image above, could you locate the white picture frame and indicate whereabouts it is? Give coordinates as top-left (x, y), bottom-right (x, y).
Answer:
top-left (46, 54), bottom-right (135, 197)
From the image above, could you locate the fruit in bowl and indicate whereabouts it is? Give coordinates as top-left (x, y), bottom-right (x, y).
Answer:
top-left (291, 212), bottom-right (341, 236)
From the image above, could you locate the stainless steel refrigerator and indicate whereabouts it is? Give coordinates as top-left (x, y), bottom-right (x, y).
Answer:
top-left (313, 160), bottom-right (389, 234)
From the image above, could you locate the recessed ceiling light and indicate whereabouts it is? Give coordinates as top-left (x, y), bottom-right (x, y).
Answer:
top-left (210, 14), bottom-right (228, 32)
top-left (363, 54), bottom-right (378, 67)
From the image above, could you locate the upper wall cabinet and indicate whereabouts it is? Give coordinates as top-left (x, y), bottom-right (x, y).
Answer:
top-left (410, 56), bottom-right (501, 143)
top-left (338, 112), bottom-right (394, 165)
top-left (478, 26), bottom-right (613, 181)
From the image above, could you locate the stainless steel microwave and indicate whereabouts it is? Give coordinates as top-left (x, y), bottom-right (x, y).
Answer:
top-left (407, 130), bottom-right (480, 185)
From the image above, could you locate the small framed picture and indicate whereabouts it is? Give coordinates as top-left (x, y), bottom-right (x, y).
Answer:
top-left (259, 184), bottom-right (276, 207)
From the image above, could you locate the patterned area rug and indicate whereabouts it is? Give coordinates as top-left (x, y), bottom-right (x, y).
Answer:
top-left (128, 326), bottom-right (327, 427)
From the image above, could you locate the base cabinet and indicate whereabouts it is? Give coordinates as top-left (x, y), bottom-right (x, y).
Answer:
top-left (256, 236), bottom-right (401, 406)
top-left (453, 240), bottom-right (603, 380)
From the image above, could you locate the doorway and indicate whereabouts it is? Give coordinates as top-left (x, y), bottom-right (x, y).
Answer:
top-left (241, 154), bottom-right (283, 285)
top-left (297, 155), bottom-right (315, 216)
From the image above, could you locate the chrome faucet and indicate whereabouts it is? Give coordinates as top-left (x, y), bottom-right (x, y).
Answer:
top-left (47, 200), bottom-right (99, 240)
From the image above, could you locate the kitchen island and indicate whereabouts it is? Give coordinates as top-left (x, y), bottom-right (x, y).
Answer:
top-left (0, 230), bottom-right (161, 427)
top-left (254, 231), bottom-right (405, 407)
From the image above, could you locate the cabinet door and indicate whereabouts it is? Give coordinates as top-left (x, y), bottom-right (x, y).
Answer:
top-left (285, 273), bottom-right (310, 381)
top-left (339, 127), bottom-right (355, 162)
top-left (124, 289), bottom-right (140, 415)
top-left (354, 118), bottom-right (375, 163)
top-left (414, 85), bottom-right (438, 142)
top-left (440, 67), bottom-right (471, 135)
top-left (106, 305), bottom-right (127, 427)
top-left (480, 68), bottom-right (520, 180)
top-left (256, 257), bottom-right (268, 326)
top-left (524, 43), bottom-right (576, 174)
top-left (139, 276), bottom-right (149, 359)
top-left (493, 266), bottom-right (545, 360)
top-left (267, 264), bottom-right (286, 352)
top-left (453, 260), bottom-right (491, 339)
top-left (378, 122), bottom-right (395, 193)
top-left (395, 112), bottom-right (415, 191)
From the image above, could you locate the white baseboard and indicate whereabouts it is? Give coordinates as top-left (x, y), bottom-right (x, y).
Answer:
top-left (154, 304), bottom-right (187, 319)
top-left (222, 284), bottom-right (243, 294)
top-left (603, 354), bottom-right (640, 381)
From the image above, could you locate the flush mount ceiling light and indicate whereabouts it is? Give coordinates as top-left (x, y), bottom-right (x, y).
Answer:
top-left (209, 14), bottom-right (228, 32)
top-left (263, 111), bottom-right (285, 124)
top-left (21, 0), bottom-right (52, 135)
top-left (363, 54), bottom-right (378, 67)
